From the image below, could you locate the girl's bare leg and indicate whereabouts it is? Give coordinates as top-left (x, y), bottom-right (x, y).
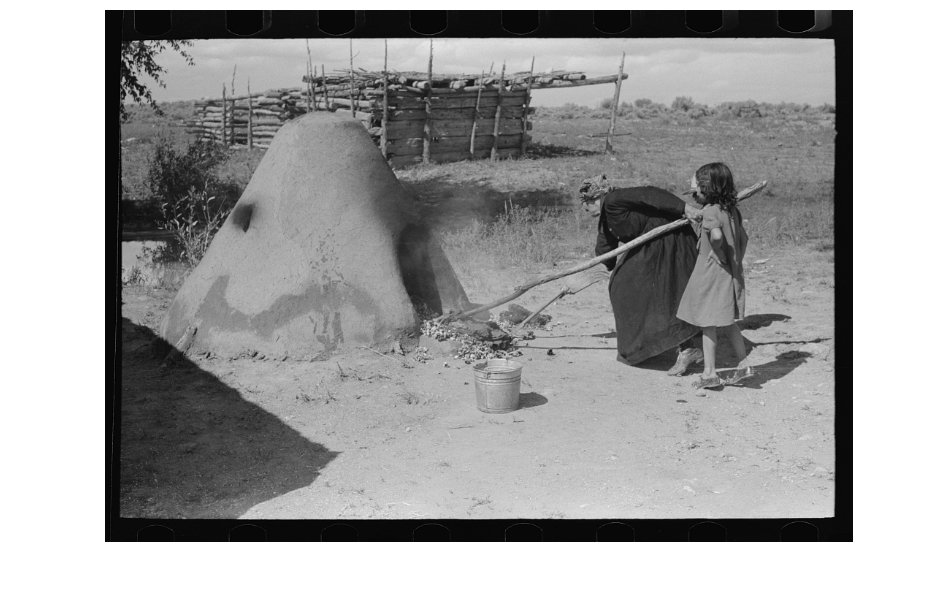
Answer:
top-left (701, 326), bottom-right (718, 378)
top-left (726, 323), bottom-right (747, 364)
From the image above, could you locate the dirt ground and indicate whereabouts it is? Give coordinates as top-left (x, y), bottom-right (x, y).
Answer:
top-left (119, 243), bottom-right (834, 520)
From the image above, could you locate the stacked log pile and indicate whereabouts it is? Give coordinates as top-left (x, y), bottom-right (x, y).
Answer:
top-left (184, 69), bottom-right (628, 167)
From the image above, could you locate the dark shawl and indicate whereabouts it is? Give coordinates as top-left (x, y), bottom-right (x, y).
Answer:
top-left (595, 186), bottom-right (700, 365)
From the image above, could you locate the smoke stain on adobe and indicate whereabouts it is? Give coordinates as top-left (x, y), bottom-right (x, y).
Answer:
top-left (194, 276), bottom-right (380, 353)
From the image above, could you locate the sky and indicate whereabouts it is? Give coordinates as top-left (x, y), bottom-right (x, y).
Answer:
top-left (143, 37), bottom-right (836, 108)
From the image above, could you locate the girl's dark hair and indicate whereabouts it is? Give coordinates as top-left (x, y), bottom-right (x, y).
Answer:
top-left (695, 162), bottom-right (737, 211)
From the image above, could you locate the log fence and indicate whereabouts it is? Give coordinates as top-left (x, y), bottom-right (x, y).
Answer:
top-left (185, 62), bottom-right (628, 166)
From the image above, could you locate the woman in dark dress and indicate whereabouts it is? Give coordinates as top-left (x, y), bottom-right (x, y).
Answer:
top-left (579, 176), bottom-right (704, 371)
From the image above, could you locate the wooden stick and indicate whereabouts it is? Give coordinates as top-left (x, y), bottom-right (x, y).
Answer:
top-left (605, 52), bottom-right (626, 154)
top-left (349, 39), bottom-right (356, 118)
top-left (520, 291), bottom-right (567, 327)
top-left (423, 40), bottom-right (433, 164)
top-left (470, 69), bottom-right (485, 157)
top-left (306, 40), bottom-right (315, 112)
top-left (440, 181), bottom-right (768, 322)
top-left (491, 62), bottom-right (506, 161)
top-left (221, 84), bottom-right (227, 146)
top-left (518, 271), bottom-right (609, 328)
top-left (247, 78), bottom-right (253, 149)
top-left (381, 40), bottom-right (389, 159)
top-left (321, 64), bottom-right (330, 110)
top-left (230, 65), bottom-right (237, 145)
top-left (533, 73), bottom-right (629, 89)
top-left (520, 56), bottom-right (535, 156)
top-left (358, 346), bottom-right (410, 367)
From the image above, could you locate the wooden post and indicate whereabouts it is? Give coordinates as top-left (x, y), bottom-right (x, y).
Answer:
top-left (422, 40), bottom-right (434, 164)
top-left (605, 52), bottom-right (626, 154)
top-left (470, 70), bottom-right (485, 157)
top-left (349, 39), bottom-right (356, 118)
top-left (490, 63), bottom-right (506, 161)
top-left (229, 65), bottom-right (237, 145)
top-left (306, 40), bottom-right (315, 112)
top-left (221, 83), bottom-right (227, 146)
top-left (247, 79), bottom-right (253, 149)
top-left (381, 40), bottom-right (389, 159)
top-left (520, 56), bottom-right (535, 156)
top-left (321, 64), bottom-right (330, 110)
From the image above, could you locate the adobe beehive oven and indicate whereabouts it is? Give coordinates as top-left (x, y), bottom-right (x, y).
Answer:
top-left (161, 112), bottom-right (474, 360)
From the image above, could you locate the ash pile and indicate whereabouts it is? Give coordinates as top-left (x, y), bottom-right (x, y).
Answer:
top-left (419, 304), bottom-right (551, 363)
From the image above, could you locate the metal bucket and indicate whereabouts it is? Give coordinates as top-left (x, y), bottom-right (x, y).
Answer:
top-left (473, 359), bottom-right (523, 413)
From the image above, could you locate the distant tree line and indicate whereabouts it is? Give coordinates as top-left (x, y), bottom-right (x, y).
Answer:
top-left (598, 96), bottom-right (835, 119)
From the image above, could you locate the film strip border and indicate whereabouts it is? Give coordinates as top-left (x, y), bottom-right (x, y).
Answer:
top-left (122, 10), bottom-right (842, 39)
top-left (110, 10), bottom-right (851, 543)
top-left (119, 518), bottom-right (830, 542)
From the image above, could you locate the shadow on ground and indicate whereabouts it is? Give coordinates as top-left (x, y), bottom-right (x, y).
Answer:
top-left (550, 314), bottom-right (794, 342)
top-left (119, 319), bottom-right (338, 519)
top-left (727, 351), bottom-right (812, 390)
top-left (737, 313), bottom-right (792, 330)
top-left (526, 143), bottom-right (600, 159)
top-left (518, 392), bottom-right (549, 408)
top-left (635, 336), bottom-right (762, 373)
top-left (518, 343), bottom-right (614, 352)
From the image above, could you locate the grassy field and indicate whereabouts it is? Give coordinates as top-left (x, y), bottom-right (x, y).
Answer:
top-left (120, 101), bottom-right (835, 290)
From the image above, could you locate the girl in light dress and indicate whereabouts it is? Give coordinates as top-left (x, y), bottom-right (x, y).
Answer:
top-left (676, 163), bottom-right (753, 390)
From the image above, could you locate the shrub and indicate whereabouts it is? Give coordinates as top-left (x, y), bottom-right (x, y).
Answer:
top-left (146, 135), bottom-right (238, 212)
top-left (687, 105), bottom-right (713, 119)
top-left (634, 98), bottom-right (653, 108)
top-left (671, 96), bottom-right (695, 111)
top-left (144, 135), bottom-right (242, 266)
top-left (158, 184), bottom-right (234, 267)
top-left (602, 98), bottom-right (635, 115)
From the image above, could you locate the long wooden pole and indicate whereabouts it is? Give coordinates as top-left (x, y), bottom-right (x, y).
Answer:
top-left (520, 56), bottom-right (535, 156)
top-left (534, 72), bottom-right (629, 89)
top-left (605, 52), bottom-right (626, 154)
top-left (306, 40), bottom-right (315, 112)
top-left (423, 40), bottom-right (434, 164)
top-left (381, 39), bottom-right (389, 159)
top-left (490, 62), bottom-right (506, 161)
top-left (247, 78), bottom-right (253, 149)
top-left (229, 65), bottom-right (237, 145)
top-left (470, 69), bottom-right (485, 157)
top-left (439, 181), bottom-right (768, 322)
top-left (221, 83), bottom-right (227, 146)
top-left (348, 39), bottom-right (356, 118)
top-left (321, 64), bottom-right (330, 110)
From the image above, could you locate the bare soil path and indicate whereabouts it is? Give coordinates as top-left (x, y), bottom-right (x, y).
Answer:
top-left (119, 246), bottom-right (834, 519)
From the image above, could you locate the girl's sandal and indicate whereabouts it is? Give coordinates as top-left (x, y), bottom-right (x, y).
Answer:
top-left (723, 366), bottom-right (756, 386)
top-left (693, 376), bottom-right (724, 390)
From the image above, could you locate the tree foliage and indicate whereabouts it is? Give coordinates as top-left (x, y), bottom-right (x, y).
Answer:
top-left (120, 40), bottom-right (194, 121)
top-left (671, 96), bottom-right (695, 112)
top-left (144, 135), bottom-right (240, 266)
